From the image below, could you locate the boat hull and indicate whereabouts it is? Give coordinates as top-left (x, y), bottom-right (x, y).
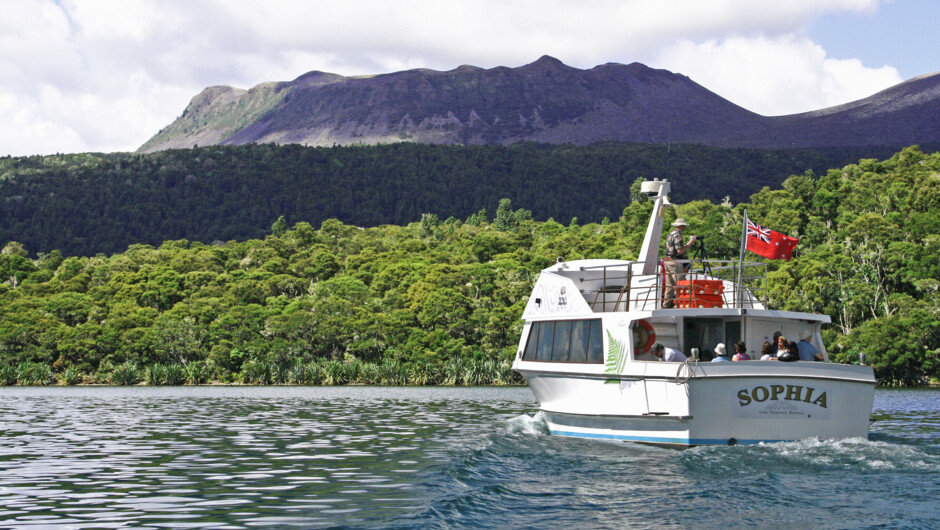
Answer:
top-left (521, 365), bottom-right (876, 446)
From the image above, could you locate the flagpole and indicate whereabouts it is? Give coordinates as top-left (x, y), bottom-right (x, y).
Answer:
top-left (737, 209), bottom-right (748, 308)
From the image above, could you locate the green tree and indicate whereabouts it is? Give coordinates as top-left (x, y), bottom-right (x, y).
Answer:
top-left (419, 213), bottom-right (440, 238)
top-left (465, 208), bottom-right (487, 226)
top-left (494, 198), bottom-right (518, 232)
top-left (271, 216), bottom-right (288, 237)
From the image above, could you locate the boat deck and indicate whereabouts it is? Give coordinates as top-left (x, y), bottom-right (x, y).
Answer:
top-left (547, 258), bottom-right (768, 313)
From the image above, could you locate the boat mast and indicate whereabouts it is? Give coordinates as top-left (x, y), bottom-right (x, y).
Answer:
top-left (636, 179), bottom-right (672, 275)
top-left (736, 209), bottom-right (749, 307)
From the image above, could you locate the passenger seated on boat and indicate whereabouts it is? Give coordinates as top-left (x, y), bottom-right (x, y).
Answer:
top-left (710, 343), bottom-right (731, 362)
top-left (776, 341), bottom-right (800, 362)
top-left (775, 335), bottom-right (789, 357)
top-left (731, 341), bottom-right (750, 361)
top-left (759, 341), bottom-right (776, 361)
top-left (797, 330), bottom-right (824, 361)
top-left (652, 343), bottom-right (687, 362)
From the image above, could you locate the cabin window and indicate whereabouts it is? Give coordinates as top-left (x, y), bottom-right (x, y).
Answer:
top-left (724, 320), bottom-right (741, 350)
top-left (522, 319), bottom-right (603, 363)
top-left (569, 320), bottom-right (590, 363)
top-left (535, 321), bottom-right (554, 361)
top-left (551, 321), bottom-right (573, 361)
top-left (587, 320), bottom-right (603, 363)
top-left (683, 318), bottom-right (720, 361)
top-left (683, 318), bottom-right (740, 361)
top-left (523, 324), bottom-right (539, 360)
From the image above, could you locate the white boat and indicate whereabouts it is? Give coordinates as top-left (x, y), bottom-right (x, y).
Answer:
top-left (512, 179), bottom-right (876, 446)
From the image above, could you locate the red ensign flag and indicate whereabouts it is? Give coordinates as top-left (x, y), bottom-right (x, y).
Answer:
top-left (746, 219), bottom-right (799, 260)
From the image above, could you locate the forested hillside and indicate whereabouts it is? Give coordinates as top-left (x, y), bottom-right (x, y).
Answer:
top-left (1, 147), bottom-right (938, 386)
top-left (0, 142), bottom-right (910, 257)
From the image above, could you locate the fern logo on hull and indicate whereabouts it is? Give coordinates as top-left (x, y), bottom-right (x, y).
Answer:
top-left (604, 331), bottom-right (627, 384)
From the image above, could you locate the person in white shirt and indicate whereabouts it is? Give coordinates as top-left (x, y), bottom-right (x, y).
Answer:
top-left (759, 341), bottom-right (776, 361)
top-left (652, 343), bottom-right (687, 362)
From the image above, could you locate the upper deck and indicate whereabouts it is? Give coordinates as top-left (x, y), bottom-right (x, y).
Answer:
top-left (521, 257), bottom-right (776, 320)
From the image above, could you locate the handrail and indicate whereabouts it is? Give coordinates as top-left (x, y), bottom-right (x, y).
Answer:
top-left (579, 259), bottom-right (767, 312)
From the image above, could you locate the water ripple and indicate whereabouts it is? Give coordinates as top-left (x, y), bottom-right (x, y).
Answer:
top-left (0, 386), bottom-right (937, 528)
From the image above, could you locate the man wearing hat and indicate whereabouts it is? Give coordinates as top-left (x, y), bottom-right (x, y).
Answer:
top-left (797, 330), bottom-right (823, 361)
top-left (710, 343), bottom-right (731, 362)
top-left (663, 218), bottom-right (697, 308)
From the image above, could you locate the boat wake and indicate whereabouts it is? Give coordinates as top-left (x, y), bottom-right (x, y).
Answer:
top-left (504, 411), bottom-right (550, 436)
top-left (682, 436), bottom-right (940, 474)
top-left (398, 407), bottom-right (940, 529)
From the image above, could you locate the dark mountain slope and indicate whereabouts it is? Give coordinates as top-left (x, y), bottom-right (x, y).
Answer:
top-left (225, 56), bottom-right (767, 147)
top-left (753, 72), bottom-right (940, 148)
top-left (139, 57), bottom-right (940, 153)
top-left (139, 57), bottom-right (767, 151)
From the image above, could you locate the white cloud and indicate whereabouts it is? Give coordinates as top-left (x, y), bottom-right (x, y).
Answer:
top-left (172, 0), bottom-right (884, 77)
top-left (652, 35), bottom-right (902, 115)
top-left (0, 0), bottom-right (909, 155)
top-left (0, 1), bottom-right (83, 93)
top-left (2, 91), bottom-right (85, 156)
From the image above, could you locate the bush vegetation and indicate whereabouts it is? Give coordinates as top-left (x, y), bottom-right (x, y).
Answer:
top-left (0, 146), bottom-right (938, 386)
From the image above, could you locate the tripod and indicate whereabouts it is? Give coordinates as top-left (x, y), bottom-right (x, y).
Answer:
top-left (690, 238), bottom-right (713, 276)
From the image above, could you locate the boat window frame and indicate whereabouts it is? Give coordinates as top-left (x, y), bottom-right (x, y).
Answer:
top-left (682, 316), bottom-right (742, 362)
top-left (535, 321), bottom-right (555, 361)
top-left (521, 319), bottom-right (604, 364)
top-left (551, 320), bottom-right (573, 362)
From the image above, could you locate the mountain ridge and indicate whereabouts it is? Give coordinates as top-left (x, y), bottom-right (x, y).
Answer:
top-left (139, 56), bottom-right (940, 153)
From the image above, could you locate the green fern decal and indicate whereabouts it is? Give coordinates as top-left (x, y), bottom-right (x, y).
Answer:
top-left (604, 330), bottom-right (629, 384)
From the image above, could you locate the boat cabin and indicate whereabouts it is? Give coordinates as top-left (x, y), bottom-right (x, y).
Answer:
top-left (519, 257), bottom-right (828, 363)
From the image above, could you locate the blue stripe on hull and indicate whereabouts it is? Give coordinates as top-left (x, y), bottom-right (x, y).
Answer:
top-left (549, 429), bottom-right (788, 446)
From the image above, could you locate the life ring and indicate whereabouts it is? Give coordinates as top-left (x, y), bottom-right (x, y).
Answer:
top-left (633, 319), bottom-right (656, 354)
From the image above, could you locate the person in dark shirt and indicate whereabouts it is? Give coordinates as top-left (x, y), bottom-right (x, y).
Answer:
top-left (777, 341), bottom-right (800, 362)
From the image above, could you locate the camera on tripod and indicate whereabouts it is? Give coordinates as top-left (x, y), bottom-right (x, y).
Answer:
top-left (691, 235), bottom-right (713, 276)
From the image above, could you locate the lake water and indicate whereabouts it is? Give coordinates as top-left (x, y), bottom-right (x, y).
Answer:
top-left (0, 386), bottom-right (937, 528)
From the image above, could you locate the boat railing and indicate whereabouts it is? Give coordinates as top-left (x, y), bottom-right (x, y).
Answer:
top-left (580, 259), bottom-right (767, 312)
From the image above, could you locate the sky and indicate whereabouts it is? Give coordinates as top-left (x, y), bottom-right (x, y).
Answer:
top-left (2, 0), bottom-right (937, 157)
